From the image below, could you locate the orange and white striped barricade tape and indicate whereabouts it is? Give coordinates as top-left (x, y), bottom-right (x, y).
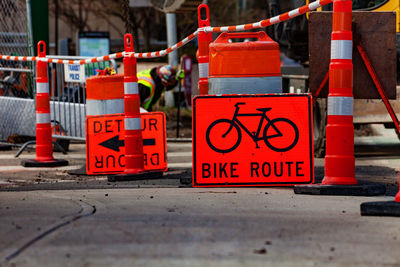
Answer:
top-left (197, 4), bottom-right (212, 95)
top-left (294, 0), bottom-right (385, 196)
top-left (208, 31), bottom-right (281, 94)
top-left (108, 34), bottom-right (162, 181)
top-left (0, 0), bottom-right (333, 65)
top-left (21, 41), bottom-right (68, 167)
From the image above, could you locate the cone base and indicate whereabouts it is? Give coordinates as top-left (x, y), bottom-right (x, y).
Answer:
top-left (108, 171), bottom-right (163, 182)
top-left (361, 201), bottom-right (400, 217)
top-left (21, 159), bottom-right (69, 168)
top-left (294, 183), bottom-right (386, 196)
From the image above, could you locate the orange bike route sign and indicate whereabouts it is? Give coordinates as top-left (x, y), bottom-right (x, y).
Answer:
top-left (192, 94), bottom-right (314, 187)
top-left (86, 112), bottom-right (167, 175)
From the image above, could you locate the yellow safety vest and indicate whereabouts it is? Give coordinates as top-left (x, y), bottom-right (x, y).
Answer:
top-left (137, 69), bottom-right (155, 110)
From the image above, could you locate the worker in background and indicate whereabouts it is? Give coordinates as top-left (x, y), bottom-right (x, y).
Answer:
top-left (137, 65), bottom-right (177, 111)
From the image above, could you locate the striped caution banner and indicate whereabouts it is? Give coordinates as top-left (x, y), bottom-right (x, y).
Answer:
top-left (0, 0), bottom-right (332, 64)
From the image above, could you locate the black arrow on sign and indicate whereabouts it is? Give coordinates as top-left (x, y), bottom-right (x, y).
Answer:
top-left (99, 135), bottom-right (125, 152)
top-left (99, 135), bottom-right (156, 152)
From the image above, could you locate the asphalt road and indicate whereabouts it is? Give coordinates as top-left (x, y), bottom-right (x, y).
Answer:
top-left (0, 136), bottom-right (399, 266)
top-left (0, 188), bottom-right (399, 266)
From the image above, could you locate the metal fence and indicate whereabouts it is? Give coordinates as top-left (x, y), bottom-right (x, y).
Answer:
top-left (48, 56), bottom-right (117, 141)
top-left (0, 57), bottom-right (117, 142)
top-left (0, 0), bottom-right (32, 56)
top-left (0, 0), bottom-right (34, 98)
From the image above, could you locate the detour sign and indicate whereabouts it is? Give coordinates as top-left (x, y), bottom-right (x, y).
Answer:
top-left (193, 94), bottom-right (314, 187)
top-left (86, 112), bottom-right (167, 175)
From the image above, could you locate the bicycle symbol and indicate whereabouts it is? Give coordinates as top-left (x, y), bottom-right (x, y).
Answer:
top-left (206, 102), bottom-right (299, 153)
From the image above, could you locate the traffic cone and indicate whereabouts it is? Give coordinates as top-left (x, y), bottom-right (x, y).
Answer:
top-left (360, 170), bottom-right (400, 217)
top-left (21, 41), bottom-right (68, 167)
top-left (108, 34), bottom-right (162, 181)
top-left (197, 4), bottom-right (212, 95)
top-left (294, 0), bottom-right (385, 195)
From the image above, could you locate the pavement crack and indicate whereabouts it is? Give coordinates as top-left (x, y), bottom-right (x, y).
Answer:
top-left (2, 200), bottom-right (96, 263)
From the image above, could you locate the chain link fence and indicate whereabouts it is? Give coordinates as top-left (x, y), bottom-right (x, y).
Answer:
top-left (0, 0), bottom-right (34, 99)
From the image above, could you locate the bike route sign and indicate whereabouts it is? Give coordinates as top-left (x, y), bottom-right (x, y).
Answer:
top-left (86, 112), bottom-right (167, 175)
top-left (192, 94), bottom-right (314, 187)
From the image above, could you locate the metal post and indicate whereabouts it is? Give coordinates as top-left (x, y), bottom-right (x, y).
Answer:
top-left (26, 0), bottom-right (35, 57)
top-left (166, 13), bottom-right (179, 66)
top-left (55, 0), bottom-right (59, 55)
top-left (165, 13), bottom-right (178, 107)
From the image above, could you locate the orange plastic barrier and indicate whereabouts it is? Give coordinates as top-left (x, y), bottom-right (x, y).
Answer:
top-left (208, 32), bottom-right (282, 94)
top-left (86, 74), bottom-right (124, 116)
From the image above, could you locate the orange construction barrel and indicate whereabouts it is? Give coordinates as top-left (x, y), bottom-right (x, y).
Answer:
top-left (209, 31), bottom-right (282, 94)
top-left (86, 74), bottom-right (124, 116)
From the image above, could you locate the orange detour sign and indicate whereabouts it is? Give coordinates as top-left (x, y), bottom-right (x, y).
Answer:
top-left (86, 112), bottom-right (167, 175)
top-left (193, 94), bottom-right (314, 187)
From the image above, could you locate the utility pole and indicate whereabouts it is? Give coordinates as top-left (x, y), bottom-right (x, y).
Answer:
top-left (55, 0), bottom-right (58, 55)
top-left (165, 12), bottom-right (178, 106)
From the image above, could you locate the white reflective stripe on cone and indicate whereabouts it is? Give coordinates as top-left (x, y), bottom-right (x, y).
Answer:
top-left (124, 82), bottom-right (139, 95)
top-left (209, 76), bottom-right (282, 94)
top-left (199, 63), bottom-right (209, 79)
top-left (86, 99), bottom-right (124, 116)
top-left (328, 96), bottom-right (353, 116)
top-left (125, 117), bottom-right (141, 130)
top-left (36, 113), bottom-right (51, 124)
top-left (331, 40), bottom-right (352, 60)
top-left (36, 82), bottom-right (49, 94)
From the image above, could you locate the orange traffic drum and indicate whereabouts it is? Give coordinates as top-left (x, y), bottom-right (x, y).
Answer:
top-left (209, 31), bottom-right (282, 94)
top-left (86, 74), bottom-right (124, 116)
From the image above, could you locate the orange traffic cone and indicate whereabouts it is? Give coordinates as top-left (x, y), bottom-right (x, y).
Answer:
top-left (21, 41), bottom-right (68, 167)
top-left (294, 0), bottom-right (385, 196)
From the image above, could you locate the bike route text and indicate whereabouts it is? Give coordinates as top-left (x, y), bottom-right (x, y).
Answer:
top-left (202, 161), bottom-right (305, 178)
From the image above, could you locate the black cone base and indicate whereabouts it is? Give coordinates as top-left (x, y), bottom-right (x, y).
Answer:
top-left (21, 159), bottom-right (69, 168)
top-left (361, 201), bottom-right (400, 217)
top-left (294, 183), bottom-right (386, 196)
top-left (108, 171), bottom-right (163, 182)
